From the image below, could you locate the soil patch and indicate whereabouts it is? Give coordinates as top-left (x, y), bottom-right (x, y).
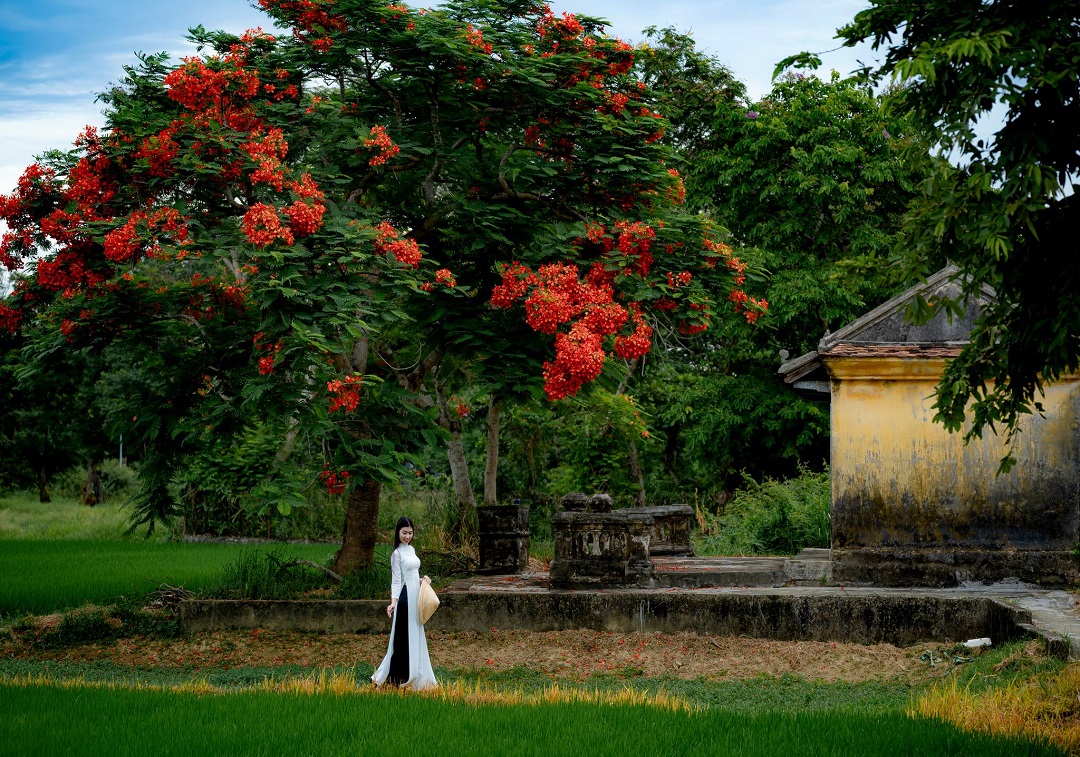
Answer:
top-left (2, 626), bottom-right (959, 684)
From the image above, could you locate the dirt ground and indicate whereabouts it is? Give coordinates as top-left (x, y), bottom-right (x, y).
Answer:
top-left (2, 623), bottom-right (959, 685)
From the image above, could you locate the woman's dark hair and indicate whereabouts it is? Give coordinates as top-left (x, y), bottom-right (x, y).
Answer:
top-left (393, 517), bottom-right (415, 549)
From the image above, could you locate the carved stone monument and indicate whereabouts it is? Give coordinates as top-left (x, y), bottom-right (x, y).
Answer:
top-left (549, 509), bottom-right (655, 588)
top-left (619, 504), bottom-right (695, 556)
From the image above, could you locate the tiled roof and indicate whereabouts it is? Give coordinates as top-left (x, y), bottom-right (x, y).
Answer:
top-left (823, 343), bottom-right (964, 358)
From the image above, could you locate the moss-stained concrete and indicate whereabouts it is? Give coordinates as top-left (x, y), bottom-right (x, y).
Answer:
top-left (827, 356), bottom-right (1080, 586)
top-left (179, 590), bottom-right (1036, 649)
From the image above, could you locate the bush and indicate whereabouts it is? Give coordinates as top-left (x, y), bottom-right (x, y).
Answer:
top-left (335, 560), bottom-right (391, 600)
top-left (207, 549), bottom-right (330, 600)
top-left (698, 465), bottom-right (830, 556)
top-left (25, 600), bottom-right (179, 650)
top-left (46, 461), bottom-right (139, 504)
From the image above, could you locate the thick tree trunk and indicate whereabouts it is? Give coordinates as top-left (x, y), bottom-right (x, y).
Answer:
top-left (82, 459), bottom-right (103, 506)
top-left (484, 396), bottom-right (501, 507)
top-left (37, 468), bottom-right (51, 504)
top-left (330, 478), bottom-right (381, 576)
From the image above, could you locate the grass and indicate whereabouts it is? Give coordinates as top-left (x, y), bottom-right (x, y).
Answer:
top-left (0, 491), bottom-right (138, 541)
top-left (0, 676), bottom-right (1064, 757)
top-left (914, 656), bottom-right (1080, 753)
top-left (0, 657), bottom-right (912, 714)
top-left (0, 540), bottom-right (337, 615)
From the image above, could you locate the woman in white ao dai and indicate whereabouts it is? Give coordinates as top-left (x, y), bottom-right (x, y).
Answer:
top-left (372, 517), bottom-right (437, 689)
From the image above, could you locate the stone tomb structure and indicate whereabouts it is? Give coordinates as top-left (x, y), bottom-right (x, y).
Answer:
top-left (780, 266), bottom-right (1080, 587)
top-left (549, 494), bottom-right (695, 588)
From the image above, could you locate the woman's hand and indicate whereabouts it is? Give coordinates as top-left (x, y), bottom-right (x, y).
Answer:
top-left (386, 600), bottom-right (396, 618)
top-left (421, 575), bottom-right (431, 584)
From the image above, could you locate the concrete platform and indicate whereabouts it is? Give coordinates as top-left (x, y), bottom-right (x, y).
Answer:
top-left (180, 579), bottom-right (1080, 659)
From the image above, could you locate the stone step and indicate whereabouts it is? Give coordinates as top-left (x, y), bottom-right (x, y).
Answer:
top-left (784, 548), bottom-right (834, 585)
top-left (652, 556), bottom-right (788, 588)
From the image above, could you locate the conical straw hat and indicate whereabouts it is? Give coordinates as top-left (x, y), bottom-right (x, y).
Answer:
top-left (418, 579), bottom-right (440, 625)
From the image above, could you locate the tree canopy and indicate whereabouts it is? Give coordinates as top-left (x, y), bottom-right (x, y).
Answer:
top-left (0, 0), bottom-right (759, 570)
top-left (833, 0), bottom-right (1080, 466)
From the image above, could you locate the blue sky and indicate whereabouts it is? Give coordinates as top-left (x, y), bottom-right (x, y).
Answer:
top-left (0, 0), bottom-right (871, 196)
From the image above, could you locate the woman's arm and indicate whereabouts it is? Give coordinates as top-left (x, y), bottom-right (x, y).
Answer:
top-left (387, 549), bottom-right (402, 617)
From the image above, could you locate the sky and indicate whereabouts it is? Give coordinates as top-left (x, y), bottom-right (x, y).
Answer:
top-left (0, 0), bottom-right (874, 198)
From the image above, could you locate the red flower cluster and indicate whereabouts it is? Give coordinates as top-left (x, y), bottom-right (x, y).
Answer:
top-left (244, 128), bottom-right (290, 191)
top-left (371, 222), bottom-right (422, 268)
top-left (242, 203), bottom-right (295, 247)
top-left (261, 0), bottom-right (349, 48)
top-left (0, 304), bottom-right (22, 334)
top-left (491, 259), bottom-right (658, 400)
top-left (581, 220), bottom-right (656, 276)
top-left (729, 290), bottom-right (769, 324)
top-left (362, 125), bottom-right (400, 167)
top-left (103, 207), bottom-right (191, 263)
top-left (320, 466), bottom-right (352, 495)
top-left (666, 168), bottom-right (686, 204)
top-left (464, 24), bottom-right (493, 54)
top-left (543, 322), bottom-right (605, 400)
top-left (165, 56), bottom-right (261, 114)
top-left (613, 304), bottom-right (652, 359)
top-left (254, 332), bottom-right (283, 375)
top-left (285, 200), bottom-right (326, 237)
top-left (450, 395), bottom-right (469, 418)
top-left (327, 374), bottom-right (362, 413)
top-left (434, 268), bottom-right (457, 288)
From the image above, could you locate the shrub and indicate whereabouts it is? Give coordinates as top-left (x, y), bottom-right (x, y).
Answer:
top-left (207, 549), bottom-right (330, 600)
top-left (26, 600), bottom-right (179, 650)
top-left (334, 560), bottom-right (391, 600)
top-left (698, 465), bottom-right (830, 556)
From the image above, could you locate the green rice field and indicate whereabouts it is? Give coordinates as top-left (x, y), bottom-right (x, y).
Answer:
top-left (0, 493), bottom-right (336, 614)
top-left (0, 540), bottom-right (336, 614)
top-left (0, 681), bottom-right (1062, 757)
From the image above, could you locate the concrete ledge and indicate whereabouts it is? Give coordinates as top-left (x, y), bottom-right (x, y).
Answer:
top-left (833, 548), bottom-right (1080, 588)
top-left (179, 591), bottom-right (1041, 649)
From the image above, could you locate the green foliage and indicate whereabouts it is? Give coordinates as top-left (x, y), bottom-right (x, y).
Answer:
top-left (205, 548), bottom-right (332, 601)
top-left (23, 600), bottom-right (180, 651)
top-left (698, 466), bottom-right (830, 556)
top-left (172, 423), bottom-right (348, 540)
top-left (635, 26), bottom-right (748, 157)
top-left (696, 70), bottom-right (933, 355)
top-left (48, 460), bottom-right (139, 502)
top-left (334, 561), bottom-right (392, 600)
top-left (836, 0), bottom-right (1080, 463)
top-left (620, 36), bottom-right (934, 499)
top-left (637, 361), bottom-right (829, 499)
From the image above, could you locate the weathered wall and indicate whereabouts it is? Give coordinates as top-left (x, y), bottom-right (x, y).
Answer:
top-left (178, 592), bottom-right (1036, 648)
top-left (827, 357), bottom-right (1080, 585)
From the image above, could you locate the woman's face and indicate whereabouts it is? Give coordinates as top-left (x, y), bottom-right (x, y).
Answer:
top-left (398, 526), bottom-right (414, 545)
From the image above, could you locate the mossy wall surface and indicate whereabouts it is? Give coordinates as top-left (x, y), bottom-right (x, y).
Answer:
top-left (826, 357), bottom-right (1080, 585)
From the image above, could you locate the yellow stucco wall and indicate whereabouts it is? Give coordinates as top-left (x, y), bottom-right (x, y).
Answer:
top-left (826, 357), bottom-right (1080, 552)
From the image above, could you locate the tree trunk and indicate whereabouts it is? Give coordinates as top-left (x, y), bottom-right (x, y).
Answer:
top-left (432, 375), bottom-right (477, 544)
top-left (82, 459), bottom-right (103, 506)
top-left (37, 467), bottom-right (51, 504)
top-left (484, 396), bottom-right (501, 507)
top-left (446, 430), bottom-right (477, 542)
top-left (330, 478), bottom-right (381, 576)
top-left (627, 441), bottom-right (647, 506)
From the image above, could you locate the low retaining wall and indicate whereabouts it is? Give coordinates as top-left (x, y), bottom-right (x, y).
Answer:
top-left (179, 591), bottom-right (1048, 650)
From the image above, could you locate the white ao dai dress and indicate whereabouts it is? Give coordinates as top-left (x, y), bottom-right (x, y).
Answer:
top-left (371, 544), bottom-right (437, 690)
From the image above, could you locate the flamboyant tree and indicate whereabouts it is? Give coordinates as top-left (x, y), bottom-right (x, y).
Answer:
top-left (0, 0), bottom-right (759, 573)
